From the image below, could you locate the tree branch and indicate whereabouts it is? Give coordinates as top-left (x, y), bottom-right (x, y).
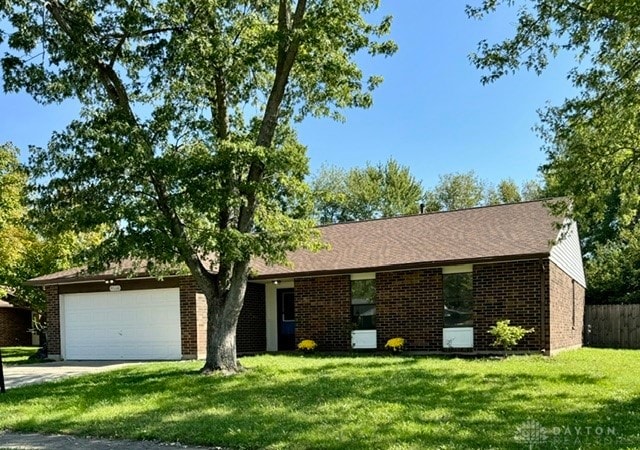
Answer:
top-left (213, 68), bottom-right (229, 139)
top-left (46, 2), bottom-right (133, 116)
top-left (108, 36), bottom-right (127, 68)
top-left (46, 0), bottom-right (214, 289)
top-left (256, 0), bottom-right (306, 148)
top-left (566, 2), bottom-right (622, 24)
top-left (237, 0), bottom-right (307, 234)
top-left (109, 25), bottom-right (185, 39)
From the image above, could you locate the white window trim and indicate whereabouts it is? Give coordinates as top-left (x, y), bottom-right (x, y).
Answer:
top-left (442, 264), bottom-right (473, 274)
top-left (350, 272), bottom-right (376, 280)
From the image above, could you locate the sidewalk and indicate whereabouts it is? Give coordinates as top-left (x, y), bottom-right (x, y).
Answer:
top-left (0, 431), bottom-right (225, 450)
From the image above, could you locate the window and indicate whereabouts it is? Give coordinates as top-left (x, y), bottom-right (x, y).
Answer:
top-left (443, 272), bottom-right (473, 327)
top-left (281, 291), bottom-right (295, 321)
top-left (351, 279), bottom-right (376, 330)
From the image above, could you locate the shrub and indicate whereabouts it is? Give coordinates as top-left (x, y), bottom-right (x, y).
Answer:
top-left (488, 320), bottom-right (534, 353)
top-left (297, 339), bottom-right (317, 353)
top-left (384, 337), bottom-right (405, 353)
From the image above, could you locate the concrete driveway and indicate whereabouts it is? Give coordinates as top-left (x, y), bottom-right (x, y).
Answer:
top-left (2, 361), bottom-right (137, 389)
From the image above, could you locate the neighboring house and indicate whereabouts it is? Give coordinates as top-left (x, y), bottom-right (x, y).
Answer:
top-left (28, 199), bottom-right (586, 360)
top-left (0, 294), bottom-right (33, 347)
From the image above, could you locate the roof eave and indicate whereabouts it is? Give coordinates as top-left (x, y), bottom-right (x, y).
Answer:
top-left (251, 252), bottom-right (551, 281)
top-left (25, 273), bottom-right (163, 287)
top-left (28, 252), bottom-right (552, 287)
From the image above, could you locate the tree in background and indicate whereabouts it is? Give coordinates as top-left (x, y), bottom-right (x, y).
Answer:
top-left (0, 143), bottom-right (30, 299)
top-left (311, 159), bottom-right (422, 223)
top-left (1, 0), bottom-right (396, 372)
top-left (0, 143), bottom-right (103, 315)
top-left (486, 179), bottom-right (521, 205)
top-left (469, 0), bottom-right (640, 303)
top-left (585, 232), bottom-right (640, 304)
top-left (310, 165), bottom-right (350, 224)
top-left (8, 230), bottom-right (105, 313)
top-left (426, 171), bottom-right (485, 211)
top-left (423, 172), bottom-right (544, 211)
top-left (311, 162), bottom-right (544, 222)
top-left (350, 159), bottom-right (424, 219)
top-left (520, 179), bottom-right (546, 202)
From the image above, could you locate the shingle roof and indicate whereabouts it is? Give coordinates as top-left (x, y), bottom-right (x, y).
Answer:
top-left (28, 199), bottom-right (564, 285)
top-left (0, 292), bottom-right (28, 309)
top-left (0, 299), bottom-right (15, 308)
top-left (27, 260), bottom-right (161, 285)
top-left (250, 199), bottom-right (563, 279)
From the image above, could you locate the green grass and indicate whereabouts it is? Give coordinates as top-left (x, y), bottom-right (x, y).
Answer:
top-left (0, 346), bottom-right (49, 365)
top-left (0, 349), bottom-right (638, 449)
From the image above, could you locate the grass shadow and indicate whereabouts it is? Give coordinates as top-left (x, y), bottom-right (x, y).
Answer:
top-left (0, 349), bottom-right (637, 449)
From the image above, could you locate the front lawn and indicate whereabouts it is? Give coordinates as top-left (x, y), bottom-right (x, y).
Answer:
top-left (0, 346), bottom-right (48, 365)
top-left (0, 349), bottom-right (638, 449)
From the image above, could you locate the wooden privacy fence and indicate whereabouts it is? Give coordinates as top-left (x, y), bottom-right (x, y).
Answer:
top-left (584, 304), bottom-right (640, 349)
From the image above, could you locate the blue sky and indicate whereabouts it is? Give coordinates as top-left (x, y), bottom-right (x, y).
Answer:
top-left (0, 1), bottom-right (576, 190)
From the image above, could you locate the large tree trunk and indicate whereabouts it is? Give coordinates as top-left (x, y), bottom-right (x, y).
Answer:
top-left (200, 260), bottom-right (250, 374)
top-left (195, 2), bottom-right (306, 374)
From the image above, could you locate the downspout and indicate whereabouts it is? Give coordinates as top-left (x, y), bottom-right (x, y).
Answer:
top-left (540, 258), bottom-right (548, 354)
top-left (0, 349), bottom-right (5, 393)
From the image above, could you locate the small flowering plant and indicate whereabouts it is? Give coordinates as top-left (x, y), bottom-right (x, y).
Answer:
top-left (488, 319), bottom-right (534, 355)
top-left (297, 339), bottom-right (318, 353)
top-left (385, 337), bottom-right (405, 353)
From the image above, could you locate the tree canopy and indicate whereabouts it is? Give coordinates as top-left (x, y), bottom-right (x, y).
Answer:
top-left (469, 0), bottom-right (640, 303)
top-left (423, 172), bottom-right (542, 212)
top-left (425, 171), bottom-right (485, 211)
top-left (1, 0), bottom-right (397, 372)
top-left (486, 179), bottom-right (522, 205)
top-left (311, 159), bottom-right (423, 224)
top-left (311, 162), bottom-right (544, 223)
top-left (0, 142), bottom-right (102, 313)
top-left (0, 143), bottom-right (29, 299)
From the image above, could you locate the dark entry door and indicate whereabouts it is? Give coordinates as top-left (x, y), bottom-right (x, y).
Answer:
top-left (277, 288), bottom-right (296, 350)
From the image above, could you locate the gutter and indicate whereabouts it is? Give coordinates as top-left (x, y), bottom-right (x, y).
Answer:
top-left (251, 253), bottom-right (552, 281)
top-left (25, 273), bottom-right (186, 287)
top-left (540, 258), bottom-right (548, 353)
top-left (28, 253), bottom-right (554, 287)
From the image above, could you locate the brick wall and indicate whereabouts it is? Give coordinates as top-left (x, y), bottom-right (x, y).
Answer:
top-left (0, 308), bottom-right (32, 346)
top-left (473, 260), bottom-right (546, 352)
top-left (294, 261), bottom-right (552, 353)
top-left (182, 278), bottom-right (266, 357)
top-left (45, 285), bottom-right (60, 357)
top-left (236, 282), bottom-right (266, 354)
top-left (377, 269), bottom-right (443, 351)
top-left (549, 261), bottom-right (584, 352)
top-left (295, 275), bottom-right (351, 351)
top-left (179, 276), bottom-right (199, 358)
top-left (41, 258), bottom-right (582, 357)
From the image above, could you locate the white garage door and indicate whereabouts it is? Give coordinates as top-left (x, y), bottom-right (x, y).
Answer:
top-left (61, 288), bottom-right (181, 360)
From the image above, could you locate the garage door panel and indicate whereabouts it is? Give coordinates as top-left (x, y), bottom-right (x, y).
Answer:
top-left (62, 288), bottom-right (181, 360)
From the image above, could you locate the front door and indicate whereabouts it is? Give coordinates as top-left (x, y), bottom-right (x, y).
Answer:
top-left (277, 288), bottom-right (296, 350)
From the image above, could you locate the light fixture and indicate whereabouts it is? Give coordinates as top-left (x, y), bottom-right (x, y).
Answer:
top-left (273, 280), bottom-right (279, 285)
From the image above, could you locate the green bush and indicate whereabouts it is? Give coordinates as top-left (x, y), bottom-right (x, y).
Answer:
top-left (488, 320), bottom-right (534, 353)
